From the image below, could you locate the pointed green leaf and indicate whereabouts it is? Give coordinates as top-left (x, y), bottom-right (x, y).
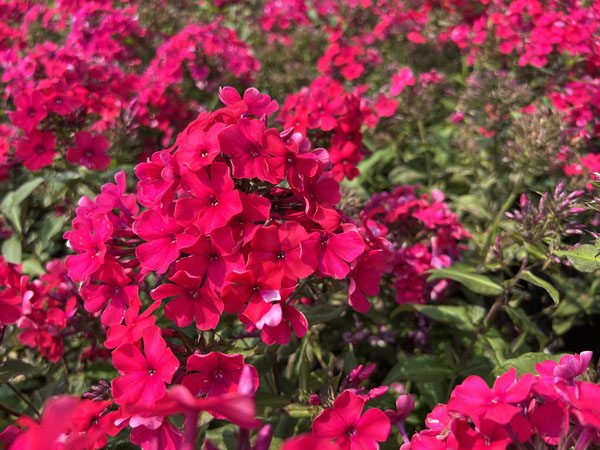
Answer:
top-left (383, 354), bottom-right (454, 384)
top-left (427, 267), bottom-right (503, 296)
top-left (2, 235), bottom-right (21, 264)
top-left (392, 303), bottom-right (477, 330)
top-left (0, 360), bottom-right (37, 383)
top-left (555, 245), bottom-right (600, 272)
top-left (12, 178), bottom-right (44, 206)
top-left (502, 305), bottom-right (546, 347)
top-left (518, 271), bottom-right (559, 305)
top-left (491, 352), bottom-right (566, 377)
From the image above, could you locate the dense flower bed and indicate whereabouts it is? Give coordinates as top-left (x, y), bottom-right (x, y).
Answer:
top-left (0, 0), bottom-right (600, 449)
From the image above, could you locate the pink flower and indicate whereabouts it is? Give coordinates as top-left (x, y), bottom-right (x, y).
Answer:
top-left (182, 352), bottom-right (258, 398)
top-left (175, 122), bottom-right (225, 171)
top-left (8, 91), bottom-right (47, 132)
top-left (219, 87), bottom-right (279, 116)
top-left (130, 420), bottom-right (183, 450)
top-left (14, 130), bottom-right (56, 171)
top-left (447, 367), bottom-right (536, 426)
top-left (174, 163), bottom-right (243, 234)
top-left (151, 270), bottom-right (224, 330)
top-left (65, 214), bottom-right (113, 282)
top-left (303, 228), bottom-right (365, 279)
top-left (66, 131), bottom-right (111, 170)
top-left (133, 210), bottom-right (197, 273)
top-left (248, 222), bottom-right (315, 279)
top-left (312, 390), bottom-right (390, 450)
top-left (373, 95), bottom-right (398, 118)
top-left (390, 68), bottom-right (415, 96)
top-left (112, 326), bottom-right (180, 408)
top-left (282, 434), bottom-right (341, 450)
top-left (0, 281), bottom-right (23, 324)
top-left (11, 396), bottom-right (80, 450)
top-left (407, 31), bottom-right (427, 44)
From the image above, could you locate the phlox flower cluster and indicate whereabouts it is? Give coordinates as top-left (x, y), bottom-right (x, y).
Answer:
top-left (361, 186), bottom-right (470, 305)
top-left (0, 256), bottom-right (85, 362)
top-left (408, 351), bottom-right (600, 450)
top-left (278, 76), bottom-right (380, 182)
top-left (0, 0), bottom-right (260, 176)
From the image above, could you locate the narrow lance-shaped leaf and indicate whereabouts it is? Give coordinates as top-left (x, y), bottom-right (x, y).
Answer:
top-left (427, 266), bottom-right (503, 296)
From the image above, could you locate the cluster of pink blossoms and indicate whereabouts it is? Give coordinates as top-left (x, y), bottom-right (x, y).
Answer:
top-left (361, 186), bottom-right (470, 305)
top-left (278, 76), bottom-right (381, 182)
top-left (1, 0), bottom-right (260, 176)
top-left (0, 256), bottom-right (84, 362)
top-left (63, 86), bottom-right (394, 346)
top-left (409, 351), bottom-right (600, 449)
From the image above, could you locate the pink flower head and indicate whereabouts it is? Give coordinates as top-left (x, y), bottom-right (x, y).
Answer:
top-left (312, 390), bottom-right (391, 450)
top-left (536, 351), bottom-right (593, 383)
top-left (133, 210), bottom-right (197, 273)
top-left (9, 91), bottom-right (47, 132)
top-left (249, 303), bottom-right (308, 345)
top-left (44, 90), bottom-right (83, 116)
top-left (386, 394), bottom-right (415, 424)
top-left (130, 420), bottom-right (183, 450)
top-left (81, 259), bottom-right (139, 326)
top-left (303, 227), bottom-right (365, 279)
top-left (373, 95), bottom-right (398, 118)
top-left (390, 68), bottom-right (415, 96)
top-left (112, 326), bottom-right (180, 408)
top-left (66, 131), bottom-right (111, 170)
top-left (447, 368), bottom-right (536, 426)
top-left (175, 122), bottom-right (225, 171)
top-left (104, 297), bottom-right (159, 349)
top-left (127, 384), bottom-right (261, 430)
top-left (14, 130), bottom-right (56, 171)
top-left (0, 279), bottom-right (24, 324)
top-left (65, 214), bottom-right (113, 282)
top-left (248, 222), bottom-right (315, 279)
top-left (347, 250), bottom-right (386, 313)
top-left (70, 399), bottom-right (121, 449)
top-left (282, 434), bottom-right (342, 450)
top-left (174, 163), bottom-right (243, 234)
top-left (11, 396), bottom-right (80, 450)
top-left (219, 86), bottom-right (279, 117)
top-left (135, 151), bottom-right (179, 208)
top-left (151, 270), bottom-right (224, 330)
top-left (221, 261), bottom-right (287, 314)
top-left (182, 352), bottom-right (259, 398)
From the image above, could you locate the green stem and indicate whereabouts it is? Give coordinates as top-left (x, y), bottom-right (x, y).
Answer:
top-left (7, 382), bottom-right (39, 417)
top-left (481, 183), bottom-right (522, 260)
top-left (417, 120), bottom-right (431, 188)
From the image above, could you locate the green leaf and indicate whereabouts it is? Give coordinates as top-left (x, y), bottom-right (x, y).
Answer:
top-left (301, 305), bottom-right (344, 325)
top-left (12, 178), bottom-right (44, 206)
top-left (502, 305), bottom-right (546, 347)
top-left (254, 393), bottom-right (289, 415)
top-left (0, 360), bottom-right (37, 383)
top-left (427, 266), bottom-right (503, 296)
top-left (2, 236), bottom-right (21, 264)
top-left (491, 352), bottom-right (565, 377)
top-left (0, 192), bottom-right (21, 233)
top-left (284, 403), bottom-right (314, 418)
top-left (518, 271), bottom-right (559, 305)
top-left (38, 215), bottom-right (66, 248)
top-left (383, 354), bottom-right (454, 384)
top-left (392, 303), bottom-right (477, 330)
top-left (21, 258), bottom-right (45, 276)
top-left (555, 245), bottom-right (600, 272)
